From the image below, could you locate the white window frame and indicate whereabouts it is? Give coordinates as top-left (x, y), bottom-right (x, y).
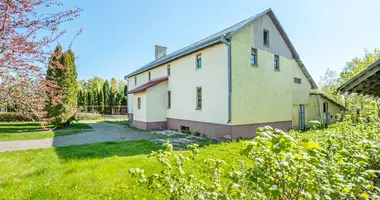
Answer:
top-left (196, 87), bottom-right (202, 110)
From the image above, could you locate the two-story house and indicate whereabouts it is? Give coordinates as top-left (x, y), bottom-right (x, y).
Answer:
top-left (125, 8), bottom-right (345, 139)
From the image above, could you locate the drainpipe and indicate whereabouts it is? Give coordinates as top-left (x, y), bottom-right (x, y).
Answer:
top-left (221, 35), bottom-right (232, 124)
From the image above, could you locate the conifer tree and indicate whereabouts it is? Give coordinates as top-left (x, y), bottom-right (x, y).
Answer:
top-left (46, 45), bottom-right (78, 127)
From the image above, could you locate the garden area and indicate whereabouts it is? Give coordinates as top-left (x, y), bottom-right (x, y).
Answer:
top-left (0, 117), bottom-right (379, 199)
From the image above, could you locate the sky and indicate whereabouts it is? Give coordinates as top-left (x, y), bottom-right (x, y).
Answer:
top-left (57, 0), bottom-right (380, 85)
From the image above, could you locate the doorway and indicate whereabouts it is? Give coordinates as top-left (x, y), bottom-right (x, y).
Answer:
top-left (299, 104), bottom-right (305, 130)
top-left (323, 102), bottom-right (329, 125)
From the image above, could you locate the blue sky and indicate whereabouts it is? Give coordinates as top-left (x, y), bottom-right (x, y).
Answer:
top-left (57, 0), bottom-right (380, 84)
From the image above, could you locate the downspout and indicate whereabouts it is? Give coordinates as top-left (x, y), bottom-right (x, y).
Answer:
top-left (221, 35), bottom-right (232, 124)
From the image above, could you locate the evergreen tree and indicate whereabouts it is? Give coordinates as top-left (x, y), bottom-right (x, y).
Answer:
top-left (111, 78), bottom-right (118, 94)
top-left (46, 45), bottom-right (78, 127)
top-left (103, 80), bottom-right (110, 106)
top-left (98, 89), bottom-right (104, 112)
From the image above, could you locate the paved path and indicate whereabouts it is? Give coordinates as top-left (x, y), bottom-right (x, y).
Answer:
top-left (0, 122), bottom-right (153, 152)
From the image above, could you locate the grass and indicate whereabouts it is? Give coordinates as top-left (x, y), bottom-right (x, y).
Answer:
top-left (0, 139), bottom-right (248, 199)
top-left (0, 122), bottom-right (92, 134)
top-left (103, 120), bottom-right (129, 125)
top-left (0, 122), bottom-right (54, 133)
top-left (0, 122), bottom-right (93, 141)
top-left (0, 130), bottom-right (93, 141)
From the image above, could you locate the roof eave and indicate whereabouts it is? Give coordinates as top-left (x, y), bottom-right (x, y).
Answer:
top-left (125, 37), bottom-right (223, 79)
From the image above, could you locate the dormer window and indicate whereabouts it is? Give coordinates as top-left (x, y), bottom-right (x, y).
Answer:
top-left (263, 29), bottom-right (269, 46)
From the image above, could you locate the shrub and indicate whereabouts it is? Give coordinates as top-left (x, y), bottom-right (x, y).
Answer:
top-left (129, 119), bottom-right (380, 199)
top-left (0, 112), bottom-right (37, 122)
top-left (75, 112), bottom-right (102, 120)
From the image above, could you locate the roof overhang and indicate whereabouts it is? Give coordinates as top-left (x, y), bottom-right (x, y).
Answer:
top-left (128, 77), bottom-right (168, 94)
top-left (337, 59), bottom-right (380, 97)
top-left (310, 92), bottom-right (347, 110)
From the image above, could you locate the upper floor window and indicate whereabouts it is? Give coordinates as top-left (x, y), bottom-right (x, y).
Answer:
top-left (196, 54), bottom-right (202, 69)
top-left (134, 76), bottom-right (137, 85)
top-left (251, 48), bottom-right (258, 66)
top-left (274, 55), bottom-right (280, 71)
top-left (196, 87), bottom-right (202, 110)
top-left (148, 71), bottom-right (151, 81)
top-left (294, 78), bottom-right (302, 84)
top-left (137, 97), bottom-right (141, 109)
top-left (167, 91), bottom-right (171, 109)
top-left (167, 65), bottom-right (171, 76)
top-left (263, 29), bottom-right (269, 46)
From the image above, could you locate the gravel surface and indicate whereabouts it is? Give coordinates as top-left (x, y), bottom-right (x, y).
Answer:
top-left (0, 121), bottom-right (153, 152)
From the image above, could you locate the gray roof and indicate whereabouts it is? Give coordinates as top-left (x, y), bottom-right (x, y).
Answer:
top-left (125, 8), bottom-right (317, 89)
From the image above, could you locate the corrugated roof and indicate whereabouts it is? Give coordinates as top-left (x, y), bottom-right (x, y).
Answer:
top-left (125, 8), bottom-right (317, 89)
top-left (127, 77), bottom-right (168, 94)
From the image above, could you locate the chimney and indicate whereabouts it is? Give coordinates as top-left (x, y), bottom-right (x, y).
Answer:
top-left (155, 45), bottom-right (167, 60)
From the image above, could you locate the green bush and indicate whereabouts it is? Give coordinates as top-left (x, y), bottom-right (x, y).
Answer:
top-left (129, 118), bottom-right (380, 199)
top-left (0, 112), bottom-right (37, 122)
top-left (75, 113), bottom-right (102, 120)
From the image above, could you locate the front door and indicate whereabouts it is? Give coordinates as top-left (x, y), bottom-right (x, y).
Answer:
top-left (299, 104), bottom-right (305, 130)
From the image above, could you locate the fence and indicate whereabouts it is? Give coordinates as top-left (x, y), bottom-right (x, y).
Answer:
top-left (79, 105), bottom-right (128, 115)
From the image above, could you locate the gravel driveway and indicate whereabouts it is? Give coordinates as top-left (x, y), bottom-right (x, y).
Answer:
top-left (0, 121), bottom-right (153, 152)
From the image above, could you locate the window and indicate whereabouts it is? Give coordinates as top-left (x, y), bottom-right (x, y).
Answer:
top-left (294, 78), bottom-right (302, 84)
top-left (167, 65), bottom-right (171, 76)
top-left (148, 71), bottom-right (151, 81)
top-left (167, 91), bottom-right (171, 109)
top-left (196, 54), bottom-right (202, 69)
top-left (196, 87), bottom-right (202, 110)
top-left (137, 97), bottom-right (141, 109)
top-left (251, 48), bottom-right (258, 66)
top-left (263, 29), bottom-right (269, 46)
top-left (180, 126), bottom-right (190, 133)
top-left (274, 55), bottom-right (280, 71)
top-left (134, 76), bottom-right (137, 85)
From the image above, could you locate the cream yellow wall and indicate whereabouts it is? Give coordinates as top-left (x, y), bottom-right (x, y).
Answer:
top-left (128, 43), bottom-right (229, 124)
top-left (146, 81), bottom-right (167, 122)
top-left (132, 92), bottom-right (147, 122)
top-left (292, 62), bottom-right (312, 104)
top-left (231, 18), bottom-right (294, 125)
top-left (305, 95), bottom-right (342, 127)
top-left (166, 44), bottom-right (228, 124)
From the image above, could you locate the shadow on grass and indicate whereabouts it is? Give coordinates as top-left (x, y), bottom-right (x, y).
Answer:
top-left (54, 139), bottom-right (163, 161)
top-left (0, 122), bottom-right (51, 133)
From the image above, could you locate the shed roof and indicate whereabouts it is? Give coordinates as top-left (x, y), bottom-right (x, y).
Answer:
top-left (337, 59), bottom-right (380, 97)
top-left (127, 77), bottom-right (168, 94)
top-left (310, 92), bottom-right (347, 110)
top-left (125, 8), bottom-right (317, 89)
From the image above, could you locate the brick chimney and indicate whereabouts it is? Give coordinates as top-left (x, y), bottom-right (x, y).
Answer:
top-left (155, 45), bottom-right (167, 60)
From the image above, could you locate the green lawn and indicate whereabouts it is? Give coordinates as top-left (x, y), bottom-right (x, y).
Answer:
top-left (103, 120), bottom-right (129, 125)
top-left (0, 122), bottom-right (93, 141)
top-left (0, 130), bottom-right (93, 141)
top-left (0, 122), bottom-right (92, 134)
top-left (0, 140), bottom-right (246, 199)
top-left (0, 122), bottom-right (54, 133)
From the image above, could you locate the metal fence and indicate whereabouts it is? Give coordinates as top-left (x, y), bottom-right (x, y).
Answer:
top-left (79, 105), bottom-right (128, 115)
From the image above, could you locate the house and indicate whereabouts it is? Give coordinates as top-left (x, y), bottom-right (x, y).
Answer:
top-left (125, 8), bottom-right (345, 139)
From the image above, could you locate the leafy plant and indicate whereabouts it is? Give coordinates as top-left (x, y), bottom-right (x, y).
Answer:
top-left (129, 119), bottom-right (380, 199)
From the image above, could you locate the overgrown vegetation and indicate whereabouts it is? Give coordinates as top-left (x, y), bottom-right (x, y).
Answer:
top-left (130, 118), bottom-right (380, 199)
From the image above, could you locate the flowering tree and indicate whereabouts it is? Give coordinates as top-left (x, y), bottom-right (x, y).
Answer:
top-left (0, 0), bottom-right (82, 121)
